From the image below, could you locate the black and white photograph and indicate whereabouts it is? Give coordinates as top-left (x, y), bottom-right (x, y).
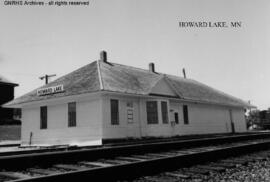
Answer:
top-left (0, 0), bottom-right (270, 181)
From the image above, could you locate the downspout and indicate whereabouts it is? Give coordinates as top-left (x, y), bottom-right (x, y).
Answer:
top-left (138, 98), bottom-right (143, 138)
top-left (29, 132), bottom-right (33, 146)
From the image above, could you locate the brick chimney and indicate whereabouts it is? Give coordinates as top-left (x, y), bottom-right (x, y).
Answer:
top-left (100, 50), bottom-right (107, 63)
top-left (149, 63), bottom-right (155, 73)
top-left (182, 68), bottom-right (186, 78)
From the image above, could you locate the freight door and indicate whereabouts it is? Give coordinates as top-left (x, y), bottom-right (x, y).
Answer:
top-left (229, 109), bottom-right (235, 133)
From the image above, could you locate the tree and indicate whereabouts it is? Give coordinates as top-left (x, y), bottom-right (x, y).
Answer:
top-left (246, 109), bottom-right (260, 128)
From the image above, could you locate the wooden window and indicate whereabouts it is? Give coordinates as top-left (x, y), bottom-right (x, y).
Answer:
top-left (161, 101), bottom-right (168, 124)
top-left (146, 101), bottom-right (158, 124)
top-left (68, 102), bottom-right (76, 127)
top-left (111, 99), bottom-right (119, 125)
top-left (183, 105), bottom-right (189, 124)
top-left (174, 112), bottom-right (179, 124)
top-left (40, 106), bottom-right (47, 129)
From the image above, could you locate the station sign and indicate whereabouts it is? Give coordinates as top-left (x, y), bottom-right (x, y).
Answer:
top-left (37, 85), bottom-right (64, 96)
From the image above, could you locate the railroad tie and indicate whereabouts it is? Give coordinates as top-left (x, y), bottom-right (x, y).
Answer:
top-left (258, 154), bottom-right (270, 159)
top-left (171, 151), bottom-right (189, 156)
top-left (185, 149), bottom-right (203, 153)
top-left (240, 157), bottom-right (256, 163)
top-left (79, 161), bottom-right (113, 167)
top-left (102, 159), bottom-right (129, 165)
top-left (161, 151), bottom-right (180, 156)
top-left (176, 150), bottom-right (198, 154)
top-left (202, 147), bottom-right (217, 151)
top-left (143, 176), bottom-right (178, 182)
top-left (0, 172), bottom-right (31, 180)
top-left (28, 168), bottom-right (60, 175)
top-left (164, 172), bottom-right (191, 179)
top-left (210, 162), bottom-right (236, 168)
top-left (196, 165), bottom-right (225, 172)
top-left (251, 156), bottom-right (267, 161)
top-left (53, 164), bottom-right (89, 171)
top-left (145, 153), bottom-right (172, 158)
top-left (131, 155), bottom-right (153, 160)
top-left (221, 159), bottom-right (248, 165)
top-left (184, 167), bottom-right (210, 175)
top-left (115, 156), bottom-right (145, 162)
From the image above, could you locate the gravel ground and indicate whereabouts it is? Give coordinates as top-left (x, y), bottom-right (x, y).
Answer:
top-left (207, 159), bottom-right (270, 182)
top-left (126, 151), bottom-right (270, 182)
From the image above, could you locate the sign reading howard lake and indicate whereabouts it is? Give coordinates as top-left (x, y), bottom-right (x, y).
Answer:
top-left (37, 85), bottom-right (64, 96)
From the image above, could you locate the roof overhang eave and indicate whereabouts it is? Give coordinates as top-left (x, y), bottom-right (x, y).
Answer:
top-left (3, 91), bottom-right (103, 108)
top-left (2, 102), bottom-right (22, 108)
top-left (0, 82), bottom-right (19, 87)
top-left (102, 91), bottom-right (254, 109)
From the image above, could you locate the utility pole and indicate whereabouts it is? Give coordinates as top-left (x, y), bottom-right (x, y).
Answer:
top-left (182, 68), bottom-right (186, 78)
top-left (39, 74), bottom-right (56, 84)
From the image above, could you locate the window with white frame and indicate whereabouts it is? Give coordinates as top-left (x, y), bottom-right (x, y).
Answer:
top-left (183, 105), bottom-right (189, 124)
top-left (146, 101), bottom-right (158, 124)
top-left (68, 102), bottom-right (76, 127)
top-left (111, 99), bottom-right (119, 125)
top-left (40, 106), bottom-right (47, 129)
top-left (161, 101), bottom-right (169, 124)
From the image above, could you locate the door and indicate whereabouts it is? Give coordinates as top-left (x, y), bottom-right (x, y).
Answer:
top-left (229, 109), bottom-right (235, 133)
top-left (174, 112), bottom-right (179, 124)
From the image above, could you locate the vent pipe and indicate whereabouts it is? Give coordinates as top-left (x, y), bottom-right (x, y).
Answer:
top-left (100, 50), bottom-right (107, 63)
top-left (182, 68), bottom-right (186, 78)
top-left (149, 63), bottom-right (155, 73)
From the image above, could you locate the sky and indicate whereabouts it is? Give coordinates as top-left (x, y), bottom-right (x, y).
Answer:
top-left (0, 0), bottom-right (269, 110)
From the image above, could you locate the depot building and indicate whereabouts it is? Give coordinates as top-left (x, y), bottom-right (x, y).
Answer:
top-left (4, 51), bottom-right (254, 146)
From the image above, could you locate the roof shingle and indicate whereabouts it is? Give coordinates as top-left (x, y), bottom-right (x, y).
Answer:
top-left (4, 60), bottom-right (252, 108)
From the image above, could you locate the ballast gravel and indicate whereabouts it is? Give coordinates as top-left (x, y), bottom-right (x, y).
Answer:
top-left (127, 153), bottom-right (270, 182)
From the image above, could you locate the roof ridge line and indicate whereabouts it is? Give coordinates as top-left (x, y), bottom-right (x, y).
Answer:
top-left (96, 60), bottom-right (104, 90)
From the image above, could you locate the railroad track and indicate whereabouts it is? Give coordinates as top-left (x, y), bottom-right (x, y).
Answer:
top-left (0, 132), bottom-right (267, 157)
top-left (0, 133), bottom-right (245, 156)
top-left (0, 133), bottom-right (270, 181)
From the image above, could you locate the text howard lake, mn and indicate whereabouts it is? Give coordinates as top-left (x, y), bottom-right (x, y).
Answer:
top-left (179, 21), bottom-right (242, 28)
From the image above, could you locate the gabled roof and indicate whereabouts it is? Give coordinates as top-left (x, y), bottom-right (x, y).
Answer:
top-left (4, 60), bottom-right (253, 108)
top-left (4, 61), bottom-right (100, 106)
top-left (0, 75), bottom-right (18, 86)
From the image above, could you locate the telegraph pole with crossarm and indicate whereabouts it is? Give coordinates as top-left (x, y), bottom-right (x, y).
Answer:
top-left (39, 74), bottom-right (56, 84)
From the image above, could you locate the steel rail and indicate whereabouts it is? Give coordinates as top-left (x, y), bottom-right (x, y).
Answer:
top-left (10, 140), bottom-right (270, 182)
top-left (0, 132), bottom-right (270, 170)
